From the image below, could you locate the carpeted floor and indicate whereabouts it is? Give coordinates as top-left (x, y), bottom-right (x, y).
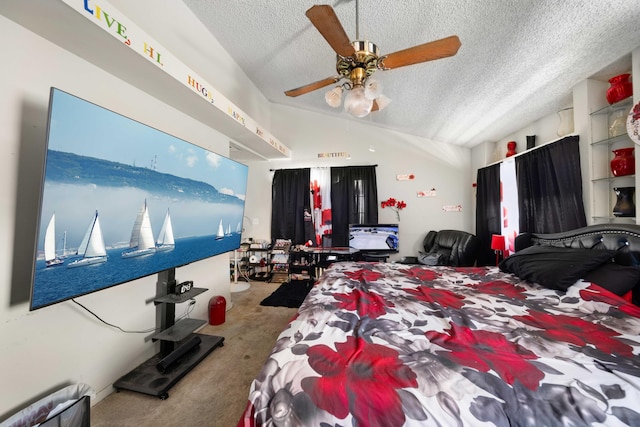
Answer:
top-left (90, 281), bottom-right (298, 427)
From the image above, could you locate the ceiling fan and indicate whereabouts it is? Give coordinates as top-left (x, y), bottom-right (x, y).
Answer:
top-left (284, 1), bottom-right (461, 118)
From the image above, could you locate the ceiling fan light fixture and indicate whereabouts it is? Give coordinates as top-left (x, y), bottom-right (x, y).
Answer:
top-left (344, 86), bottom-right (373, 118)
top-left (325, 86), bottom-right (343, 108)
top-left (287, 4), bottom-right (461, 120)
top-left (364, 78), bottom-right (383, 100)
top-left (374, 94), bottom-right (391, 111)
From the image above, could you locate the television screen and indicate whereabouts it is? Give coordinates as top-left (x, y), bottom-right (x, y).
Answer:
top-left (348, 224), bottom-right (399, 253)
top-left (29, 88), bottom-right (248, 310)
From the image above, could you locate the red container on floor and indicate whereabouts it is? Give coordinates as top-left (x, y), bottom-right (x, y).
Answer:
top-left (208, 296), bottom-right (226, 325)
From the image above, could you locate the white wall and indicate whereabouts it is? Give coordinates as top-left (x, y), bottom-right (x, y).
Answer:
top-left (108, 0), bottom-right (273, 131)
top-left (242, 104), bottom-right (474, 261)
top-left (492, 114), bottom-right (568, 160)
top-left (0, 16), bottom-right (235, 417)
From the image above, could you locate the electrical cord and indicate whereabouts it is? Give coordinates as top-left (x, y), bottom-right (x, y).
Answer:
top-left (72, 298), bottom-right (198, 333)
top-left (177, 299), bottom-right (197, 320)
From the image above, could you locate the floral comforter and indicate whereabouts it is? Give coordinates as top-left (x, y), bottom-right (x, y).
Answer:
top-left (238, 262), bottom-right (640, 427)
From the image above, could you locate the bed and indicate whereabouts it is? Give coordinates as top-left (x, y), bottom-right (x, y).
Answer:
top-left (238, 225), bottom-right (640, 426)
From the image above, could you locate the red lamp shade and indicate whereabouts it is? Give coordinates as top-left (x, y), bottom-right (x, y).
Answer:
top-left (491, 234), bottom-right (506, 266)
top-left (491, 234), bottom-right (506, 251)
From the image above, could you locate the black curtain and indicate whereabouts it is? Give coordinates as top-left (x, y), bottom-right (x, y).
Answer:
top-left (271, 168), bottom-right (313, 245)
top-left (331, 166), bottom-right (378, 246)
top-left (516, 135), bottom-right (586, 234)
top-left (475, 163), bottom-right (501, 266)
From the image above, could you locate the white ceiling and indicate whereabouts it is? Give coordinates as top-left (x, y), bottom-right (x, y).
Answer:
top-left (181, 0), bottom-right (640, 149)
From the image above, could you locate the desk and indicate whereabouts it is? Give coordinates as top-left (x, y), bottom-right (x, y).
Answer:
top-left (303, 247), bottom-right (361, 277)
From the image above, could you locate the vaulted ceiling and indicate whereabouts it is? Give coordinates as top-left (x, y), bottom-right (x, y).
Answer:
top-left (182, 0), bottom-right (639, 148)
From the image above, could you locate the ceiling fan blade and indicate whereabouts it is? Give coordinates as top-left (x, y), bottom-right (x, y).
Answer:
top-left (285, 76), bottom-right (341, 97)
top-left (380, 35), bottom-right (461, 70)
top-left (306, 5), bottom-right (356, 58)
top-left (371, 100), bottom-right (379, 112)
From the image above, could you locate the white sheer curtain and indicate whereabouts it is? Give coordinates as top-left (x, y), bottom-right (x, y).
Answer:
top-left (500, 158), bottom-right (519, 256)
top-left (310, 167), bottom-right (332, 246)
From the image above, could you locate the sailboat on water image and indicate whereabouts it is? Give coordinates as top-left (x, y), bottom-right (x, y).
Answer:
top-left (225, 223), bottom-right (232, 236)
top-left (122, 200), bottom-right (157, 258)
top-left (67, 210), bottom-right (108, 268)
top-left (155, 208), bottom-right (175, 252)
top-left (44, 213), bottom-right (64, 267)
top-left (60, 231), bottom-right (69, 258)
top-left (215, 219), bottom-right (225, 240)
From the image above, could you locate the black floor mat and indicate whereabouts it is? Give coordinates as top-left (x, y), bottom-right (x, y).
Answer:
top-left (260, 280), bottom-right (312, 308)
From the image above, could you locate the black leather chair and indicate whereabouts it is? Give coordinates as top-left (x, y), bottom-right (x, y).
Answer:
top-left (400, 230), bottom-right (479, 267)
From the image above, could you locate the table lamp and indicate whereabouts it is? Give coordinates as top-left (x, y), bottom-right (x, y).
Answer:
top-left (491, 234), bottom-right (506, 266)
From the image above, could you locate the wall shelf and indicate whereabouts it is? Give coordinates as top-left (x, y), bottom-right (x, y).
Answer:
top-left (592, 216), bottom-right (636, 221)
top-left (591, 175), bottom-right (636, 183)
top-left (589, 95), bottom-right (635, 223)
top-left (591, 133), bottom-right (634, 147)
top-left (590, 98), bottom-right (633, 116)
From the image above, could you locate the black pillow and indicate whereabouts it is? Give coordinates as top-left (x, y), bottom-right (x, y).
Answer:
top-left (499, 246), bottom-right (617, 291)
top-left (583, 263), bottom-right (640, 296)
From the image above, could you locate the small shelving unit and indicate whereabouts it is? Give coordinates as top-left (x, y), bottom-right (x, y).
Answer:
top-left (113, 268), bottom-right (224, 400)
top-left (243, 242), bottom-right (271, 281)
top-left (270, 239), bottom-right (291, 283)
top-left (289, 249), bottom-right (313, 282)
top-left (589, 97), bottom-right (635, 223)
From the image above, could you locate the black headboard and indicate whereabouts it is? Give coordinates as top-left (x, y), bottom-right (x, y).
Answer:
top-left (515, 224), bottom-right (640, 266)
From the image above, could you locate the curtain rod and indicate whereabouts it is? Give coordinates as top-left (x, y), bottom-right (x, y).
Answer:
top-left (269, 164), bottom-right (378, 171)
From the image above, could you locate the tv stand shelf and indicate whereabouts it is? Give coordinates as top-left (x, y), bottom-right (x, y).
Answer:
top-left (153, 286), bottom-right (207, 304)
top-left (113, 270), bottom-right (223, 400)
top-left (150, 318), bottom-right (207, 342)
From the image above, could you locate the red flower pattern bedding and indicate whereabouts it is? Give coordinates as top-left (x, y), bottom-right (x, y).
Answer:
top-left (238, 261), bottom-right (640, 426)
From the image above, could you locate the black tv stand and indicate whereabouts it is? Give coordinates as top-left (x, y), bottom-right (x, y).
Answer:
top-left (113, 268), bottom-right (224, 399)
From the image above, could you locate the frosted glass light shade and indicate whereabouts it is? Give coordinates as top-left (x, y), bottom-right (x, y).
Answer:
top-left (364, 78), bottom-right (383, 100)
top-left (344, 86), bottom-right (373, 118)
top-left (374, 95), bottom-right (391, 111)
top-left (325, 86), bottom-right (343, 108)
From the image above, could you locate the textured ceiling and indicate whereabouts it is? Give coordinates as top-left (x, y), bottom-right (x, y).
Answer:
top-left (181, 0), bottom-right (639, 148)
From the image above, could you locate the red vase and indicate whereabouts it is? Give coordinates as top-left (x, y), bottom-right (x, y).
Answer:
top-left (606, 74), bottom-right (633, 105)
top-left (610, 147), bottom-right (635, 177)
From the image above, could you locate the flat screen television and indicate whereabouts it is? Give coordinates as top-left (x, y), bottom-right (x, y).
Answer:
top-left (348, 224), bottom-right (399, 253)
top-left (29, 87), bottom-right (248, 310)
